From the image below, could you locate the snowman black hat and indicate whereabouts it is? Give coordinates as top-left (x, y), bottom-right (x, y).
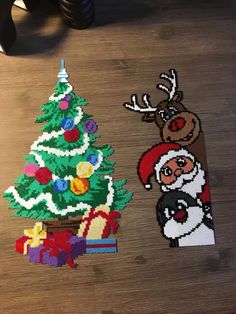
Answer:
top-left (138, 142), bottom-right (195, 189)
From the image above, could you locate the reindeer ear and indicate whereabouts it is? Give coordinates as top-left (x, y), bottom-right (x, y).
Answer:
top-left (173, 91), bottom-right (183, 102)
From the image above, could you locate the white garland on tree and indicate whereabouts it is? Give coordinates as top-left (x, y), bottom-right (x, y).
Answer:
top-left (31, 150), bottom-right (103, 181)
top-left (49, 84), bottom-right (73, 102)
top-left (31, 107), bottom-right (90, 157)
top-left (5, 176), bottom-right (114, 216)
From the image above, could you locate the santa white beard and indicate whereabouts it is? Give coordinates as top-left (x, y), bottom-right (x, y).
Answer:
top-left (160, 161), bottom-right (206, 200)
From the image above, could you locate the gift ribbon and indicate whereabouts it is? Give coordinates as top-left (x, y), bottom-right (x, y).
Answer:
top-left (40, 230), bottom-right (77, 268)
top-left (81, 208), bottom-right (121, 238)
top-left (23, 222), bottom-right (47, 255)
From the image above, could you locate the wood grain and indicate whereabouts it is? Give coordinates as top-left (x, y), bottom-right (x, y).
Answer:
top-left (0, 1), bottom-right (235, 313)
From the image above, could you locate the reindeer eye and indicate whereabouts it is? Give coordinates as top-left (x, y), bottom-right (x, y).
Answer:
top-left (159, 111), bottom-right (167, 121)
top-left (164, 207), bottom-right (170, 218)
top-left (169, 107), bottom-right (177, 116)
top-left (165, 114), bottom-right (170, 120)
top-left (161, 166), bottom-right (172, 176)
top-left (159, 111), bottom-right (170, 122)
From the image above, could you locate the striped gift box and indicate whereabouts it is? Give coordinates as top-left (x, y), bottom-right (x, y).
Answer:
top-left (86, 238), bottom-right (118, 254)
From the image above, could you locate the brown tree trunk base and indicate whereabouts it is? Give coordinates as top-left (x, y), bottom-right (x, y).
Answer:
top-left (42, 218), bottom-right (82, 235)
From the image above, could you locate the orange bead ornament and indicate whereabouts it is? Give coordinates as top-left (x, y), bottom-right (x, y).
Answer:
top-left (70, 177), bottom-right (89, 195)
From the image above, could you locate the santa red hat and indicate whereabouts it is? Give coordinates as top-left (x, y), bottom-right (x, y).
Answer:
top-left (138, 142), bottom-right (195, 189)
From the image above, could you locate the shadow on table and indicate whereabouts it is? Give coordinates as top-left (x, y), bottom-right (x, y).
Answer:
top-left (94, 0), bottom-right (154, 27)
top-left (10, 0), bottom-right (68, 56)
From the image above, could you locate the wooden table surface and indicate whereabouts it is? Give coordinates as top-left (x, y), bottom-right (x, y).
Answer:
top-left (0, 1), bottom-right (235, 313)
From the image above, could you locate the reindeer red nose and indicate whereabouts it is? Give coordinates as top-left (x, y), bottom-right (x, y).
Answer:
top-left (169, 117), bottom-right (186, 132)
top-left (174, 209), bottom-right (188, 223)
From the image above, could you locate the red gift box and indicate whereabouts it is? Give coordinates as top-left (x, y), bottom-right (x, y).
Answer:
top-left (79, 207), bottom-right (121, 239)
top-left (16, 236), bottom-right (30, 255)
top-left (39, 230), bottom-right (78, 268)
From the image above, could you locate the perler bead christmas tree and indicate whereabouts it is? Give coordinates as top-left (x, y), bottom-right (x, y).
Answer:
top-left (4, 60), bottom-right (132, 267)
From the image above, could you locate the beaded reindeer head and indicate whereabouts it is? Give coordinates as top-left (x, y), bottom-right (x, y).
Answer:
top-left (124, 69), bottom-right (201, 146)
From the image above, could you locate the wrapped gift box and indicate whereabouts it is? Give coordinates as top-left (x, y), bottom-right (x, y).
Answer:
top-left (28, 244), bottom-right (67, 267)
top-left (28, 244), bottom-right (42, 263)
top-left (78, 206), bottom-right (121, 239)
top-left (16, 236), bottom-right (30, 255)
top-left (28, 232), bottom-right (86, 267)
top-left (69, 236), bottom-right (86, 259)
top-left (42, 248), bottom-right (67, 267)
top-left (86, 238), bottom-right (118, 254)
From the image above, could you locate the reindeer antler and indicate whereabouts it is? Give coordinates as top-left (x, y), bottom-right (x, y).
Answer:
top-left (124, 94), bottom-right (157, 113)
top-left (157, 69), bottom-right (178, 101)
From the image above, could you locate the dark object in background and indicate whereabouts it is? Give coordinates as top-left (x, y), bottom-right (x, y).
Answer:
top-left (59, 0), bottom-right (95, 29)
top-left (0, 0), bottom-right (16, 54)
top-left (0, 0), bottom-right (94, 55)
top-left (14, 0), bottom-right (36, 11)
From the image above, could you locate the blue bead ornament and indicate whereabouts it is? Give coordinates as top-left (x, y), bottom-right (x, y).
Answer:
top-left (61, 118), bottom-right (75, 130)
top-left (54, 179), bottom-right (68, 192)
top-left (87, 154), bottom-right (99, 166)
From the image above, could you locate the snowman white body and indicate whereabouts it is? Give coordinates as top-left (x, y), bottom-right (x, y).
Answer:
top-left (158, 191), bottom-right (215, 247)
top-left (178, 222), bottom-right (215, 247)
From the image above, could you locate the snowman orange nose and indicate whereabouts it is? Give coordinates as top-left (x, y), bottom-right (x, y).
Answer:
top-left (169, 117), bottom-right (186, 132)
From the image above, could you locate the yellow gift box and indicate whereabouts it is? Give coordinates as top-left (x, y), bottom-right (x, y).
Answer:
top-left (23, 222), bottom-right (47, 255)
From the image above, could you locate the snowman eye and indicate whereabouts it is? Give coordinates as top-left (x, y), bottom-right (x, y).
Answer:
top-left (161, 166), bottom-right (172, 176)
top-left (164, 207), bottom-right (170, 218)
top-left (177, 199), bottom-right (188, 210)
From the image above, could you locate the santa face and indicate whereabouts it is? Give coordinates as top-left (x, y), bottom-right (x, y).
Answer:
top-left (159, 156), bottom-right (194, 186)
top-left (158, 157), bottom-right (205, 199)
top-left (156, 191), bottom-right (204, 242)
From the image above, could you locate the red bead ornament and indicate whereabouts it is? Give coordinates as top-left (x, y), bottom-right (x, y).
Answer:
top-left (35, 167), bottom-right (52, 184)
top-left (64, 127), bottom-right (80, 143)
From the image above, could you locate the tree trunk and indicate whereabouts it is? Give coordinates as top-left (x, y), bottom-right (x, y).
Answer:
top-left (43, 218), bottom-right (82, 235)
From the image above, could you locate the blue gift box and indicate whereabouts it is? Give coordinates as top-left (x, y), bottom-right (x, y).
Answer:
top-left (86, 238), bottom-right (118, 254)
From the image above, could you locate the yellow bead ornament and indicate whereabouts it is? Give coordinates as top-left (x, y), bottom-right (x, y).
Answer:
top-left (70, 177), bottom-right (89, 195)
top-left (76, 161), bottom-right (94, 178)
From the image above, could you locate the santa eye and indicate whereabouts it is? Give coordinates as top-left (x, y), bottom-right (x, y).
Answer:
top-left (161, 166), bottom-right (172, 176)
top-left (176, 157), bottom-right (186, 167)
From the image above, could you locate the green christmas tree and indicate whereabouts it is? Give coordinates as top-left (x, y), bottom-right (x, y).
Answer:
top-left (4, 60), bottom-right (132, 221)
